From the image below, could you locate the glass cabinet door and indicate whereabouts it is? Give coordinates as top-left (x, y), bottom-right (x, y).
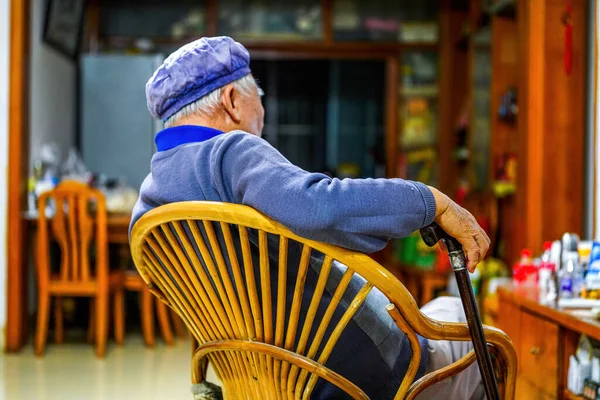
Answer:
top-left (471, 27), bottom-right (492, 190)
top-left (326, 60), bottom-right (386, 178)
top-left (333, 0), bottom-right (438, 42)
top-left (218, 0), bottom-right (322, 41)
top-left (99, 0), bottom-right (207, 39)
top-left (252, 59), bottom-right (385, 178)
top-left (252, 60), bottom-right (328, 173)
top-left (398, 51), bottom-right (439, 186)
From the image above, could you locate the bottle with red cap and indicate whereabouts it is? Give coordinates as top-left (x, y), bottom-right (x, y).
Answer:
top-left (539, 241), bottom-right (556, 290)
top-left (513, 249), bottom-right (537, 285)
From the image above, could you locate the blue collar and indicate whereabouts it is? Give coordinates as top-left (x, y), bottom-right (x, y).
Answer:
top-left (155, 125), bottom-right (224, 152)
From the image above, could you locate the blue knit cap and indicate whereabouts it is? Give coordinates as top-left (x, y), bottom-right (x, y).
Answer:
top-left (145, 36), bottom-right (251, 121)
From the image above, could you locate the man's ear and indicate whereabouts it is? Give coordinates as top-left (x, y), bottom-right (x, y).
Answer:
top-left (220, 84), bottom-right (242, 123)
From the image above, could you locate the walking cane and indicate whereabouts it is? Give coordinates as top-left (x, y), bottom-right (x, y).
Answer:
top-left (420, 222), bottom-right (501, 400)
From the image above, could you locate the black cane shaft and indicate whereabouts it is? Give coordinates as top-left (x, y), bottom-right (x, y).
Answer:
top-left (455, 269), bottom-right (500, 400)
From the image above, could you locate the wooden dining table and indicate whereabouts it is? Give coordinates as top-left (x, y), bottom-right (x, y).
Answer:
top-left (105, 213), bottom-right (133, 244)
top-left (24, 212), bottom-right (132, 243)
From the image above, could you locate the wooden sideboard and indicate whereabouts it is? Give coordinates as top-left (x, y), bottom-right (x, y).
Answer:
top-left (493, 285), bottom-right (600, 399)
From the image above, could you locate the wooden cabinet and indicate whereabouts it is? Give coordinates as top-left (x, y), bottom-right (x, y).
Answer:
top-left (494, 286), bottom-right (600, 400)
top-left (516, 379), bottom-right (557, 400)
top-left (497, 298), bottom-right (559, 398)
top-left (519, 312), bottom-right (559, 397)
top-left (497, 297), bottom-right (521, 353)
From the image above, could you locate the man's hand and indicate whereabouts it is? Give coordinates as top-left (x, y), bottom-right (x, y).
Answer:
top-left (428, 186), bottom-right (490, 273)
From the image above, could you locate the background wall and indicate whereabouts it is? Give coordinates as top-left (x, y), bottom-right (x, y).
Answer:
top-left (29, 0), bottom-right (77, 163)
top-left (26, 0), bottom-right (78, 318)
top-left (0, 0), bottom-right (11, 349)
top-left (0, 0), bottom-right (77, 348)
top-left (596, 1), bottom-right (600, 241)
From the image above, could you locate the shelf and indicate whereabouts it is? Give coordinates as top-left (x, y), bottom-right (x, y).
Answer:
top-left (96, 36), bottom-right (439, 58)
top-left (455, 34), bottom-right (469, 51)
top-left (474, 88), bottom-right (491, 98)
top-left (264, 124), bottom-right (321, 136)
top-left (563, 389), bottom-right (585, 400)
top-left (489, 0), bottom-right (516, 18)
top-left (400, 143), bottom-right (438, 153)
top-left (472, 29), bottom-right (492, 47)
top-left (220, 32), bottom-right (321, 42)
top-left (400, 86), bottom-right (439, 97)
top-left (497, 116), bottom-right (517, 127)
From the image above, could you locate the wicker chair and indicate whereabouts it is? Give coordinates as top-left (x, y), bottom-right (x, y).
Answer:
top-left (130, 201), bottom-right (517, 399)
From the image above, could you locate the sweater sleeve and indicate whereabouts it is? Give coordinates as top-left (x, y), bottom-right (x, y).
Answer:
top-left (209, 132), bottom-right (437, 254)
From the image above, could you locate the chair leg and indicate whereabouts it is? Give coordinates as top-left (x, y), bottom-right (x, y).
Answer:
top-left (54, 297), bottom-right (64, 344)
top-left (140, 288), bottom-right (155, 347)
top-left (35, 291), bottom-right (50, 357)
top-left (113, 289), bottom-right (125, 345)
top-left (156, 300), bottom-right (174, 346)
top-left (87, 299), bottom-right (95, 344)
top-left (95, 293), bottom-right (109, 358)
top-left (170, 309), bottom-right (187, 338)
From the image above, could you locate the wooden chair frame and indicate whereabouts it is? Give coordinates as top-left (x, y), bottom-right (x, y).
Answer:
top-left (36, 181), bottom-right (184, 355)
top-left (113, 270), bottom-right (185, 347)
top-left (130, 201), bottom-right (517, 399)
top-left (35, 181), bottom-right (111, 357)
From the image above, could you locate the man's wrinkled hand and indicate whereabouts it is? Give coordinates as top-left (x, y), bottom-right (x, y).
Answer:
top-left (428, 187), bottom-right (491, 273)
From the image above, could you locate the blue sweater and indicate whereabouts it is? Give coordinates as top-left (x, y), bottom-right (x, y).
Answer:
top-left (131, 125), bottom-right (437, 399)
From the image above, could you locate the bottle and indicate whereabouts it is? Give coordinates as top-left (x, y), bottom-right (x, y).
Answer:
top-left (561, 233), bottom-right (580, 270)
top-left (578, 242), bottom-right (592, 271)
top-left (560, 251), bottom-right (579, 299)
top-left (539, 241), bottom-right (556, 291)
top-left (513, 249), bottom-right (536, 285)
top-left (573, 258), bottom-right (586, 298)
top-left (27, 176), bottom-right (36, 215)
top-left (585, 242), bottom-right (600, 293)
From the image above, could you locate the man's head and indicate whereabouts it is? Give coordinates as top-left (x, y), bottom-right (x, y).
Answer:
top-left (146, 36), bottom-right (264, 136)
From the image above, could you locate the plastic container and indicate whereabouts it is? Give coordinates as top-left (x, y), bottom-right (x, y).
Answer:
top-left (400, 234), bottom-right (419, 264)
top-left (560, 251), bottom-right (579, 299)
top-left (579, 241), bottom-right (592, 270)
top-left (414, 252), bottom-right (437, 269)
top-left (435, 250), bottom-right (451, 274)
top-left (585, 242), bottom-right (600, 291)
top-left (539, 241), bottom-right (556, 291)
top-left (513, 249), bottom-right (537, 284)
top-left (573, 262), bottom-right (586, 298)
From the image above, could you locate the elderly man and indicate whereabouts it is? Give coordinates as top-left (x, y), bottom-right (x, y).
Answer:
top-left (131, 37), bottom-right (489, 399)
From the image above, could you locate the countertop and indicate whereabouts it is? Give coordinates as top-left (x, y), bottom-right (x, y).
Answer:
top-left (498, 284), bottom-right (600, 339)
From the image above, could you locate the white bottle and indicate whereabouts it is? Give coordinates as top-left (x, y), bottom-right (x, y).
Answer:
top-left (573, 261), bottom-right (586, 298)
top-left (539, 242), bottom-right (555, 291)
top-left (560, 252), bottom-right (578, 299)
top-left (539, 242), bottom-right (557, 303)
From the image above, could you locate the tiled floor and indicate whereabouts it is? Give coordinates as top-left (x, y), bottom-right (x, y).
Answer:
top-left (0, 336), bottom-right (199, 400)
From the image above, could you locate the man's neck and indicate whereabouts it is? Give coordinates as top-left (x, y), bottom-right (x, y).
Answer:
top-left (172, 114), bottom-right (235, 133)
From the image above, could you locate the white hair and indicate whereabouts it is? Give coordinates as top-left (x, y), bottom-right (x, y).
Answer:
top-left (164, 74), bottom-right (263, 128)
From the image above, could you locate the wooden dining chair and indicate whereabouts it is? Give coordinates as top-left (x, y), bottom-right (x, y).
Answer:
top-left (130, 201), bottom-right (517, 399)
top-left (35, 181), bottom-right (121, 357)
top-left (111, 239), bottom-right (187, 346)
top-left (86, 266), bottom-right (187, 348)
top-left (112, 270), bottom-right (183, 347)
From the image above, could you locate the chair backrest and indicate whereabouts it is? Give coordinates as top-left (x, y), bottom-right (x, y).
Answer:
top-left (37, 181), bottom-right (108, 287)
top-left (130, 201), bottom-right (516, 400)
